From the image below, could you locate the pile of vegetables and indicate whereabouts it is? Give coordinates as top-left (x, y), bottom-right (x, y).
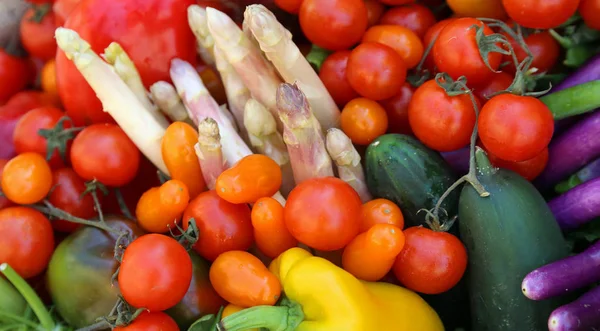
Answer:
top-left (0, 0), bottom-right (599, 330)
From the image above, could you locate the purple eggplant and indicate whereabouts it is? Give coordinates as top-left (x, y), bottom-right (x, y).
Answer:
top-left (522, 241), bottom-right (600, 301)
top-left (536, 111), bottom-right (600, 190)
top-left (555, 158), bottom-right (600, 193)
top-left (551, 54), bottom-right (600, 93)
top-left (548, 177), bottom-right (600, 230)
top-left (548, 285), bottom-right (600, 331)
top-left (441, 147), bottom-right (469, 176)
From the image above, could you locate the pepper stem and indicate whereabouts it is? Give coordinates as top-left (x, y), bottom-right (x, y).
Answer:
top-left (474, 147), bottom-right (496, 176)
top-left (218, 300), bottom-right (304, 331)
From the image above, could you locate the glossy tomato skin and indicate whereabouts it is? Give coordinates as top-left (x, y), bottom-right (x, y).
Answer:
top-left (340, 98), bottom-right (389, 145)
top-left (364, 0), bottom-right (386, 27)
top-left (70, 123), bottom-right (140, 187)
top-left (422, 18), bottom-right (455, 72)
top-left (408, 80), bottom-right (478, 152)
top-left (473, 71), bottom-right (513, 101)
top-left (319, 51), bottom-right (359, 107)
top-left (182, 190), bottom-right (254, 261)
top-left (0, 207), bottom-right (54, 279)
top-left (48, 168), bottom-right (96, 232)
top-left (299, 0), bottom-right (368, 51)
top-left (0, 160), bottom-right (14, 210)
top-left (488, 147), bottom-right (549, 181)
top-left (47, 217), bottom-right (144, 328)
top-left (0, 50), bottom-right (31, 103)
top-left (502, 0), bottom-right (580, 29)
top-left (166, 251), bottom-right (226, 329)
top-left (56, 0), bottom-right (197, 125)
top-left (13, 106), bottom-right (70, 168)
top-left (284, 177), bottom-right (362, 251)
top-left (502, 31), bottom-right (560, 74)
top-left (362, 25), bottom-right (424, 69)
top-left (478, 94), bottom-right (554, 162)
top-left (114, 312), bottom-right (179, 331)
top-left (580, 0), bottom-right (600, 30)
top-left (20, 7), bottom-right (58, 61)
top-left (378, 4), bottom-right (437, 39)
top-left (380, 83), bottom-right (415, 135)
top-left (447, 0), bottom-right (507, 20)
top-left (433, 18), bottom-right (501, 85)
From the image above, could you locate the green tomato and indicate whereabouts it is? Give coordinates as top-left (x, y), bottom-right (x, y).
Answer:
top-left (0, 275), bottom-right (27, 316)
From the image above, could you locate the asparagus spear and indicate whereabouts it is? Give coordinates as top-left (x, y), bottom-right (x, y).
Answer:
top-left (204, 7), bottom-right (284, 130)
top-left (54, 27), bottom-right (170, 174)
top-left (149, 81), bottom-right (194, 125)
top-left (245, 5), bottom-right (340, 130)
top-left (244, 98), bottom-right (295, 196)
top-left (277, 83), bottom-right (334, 184)
top-left (188, 5), bottom-right (215, 67)
top-left (195, 117), bottom-right (225, 190)
top-left (326, 128), bottom-right (372, 202)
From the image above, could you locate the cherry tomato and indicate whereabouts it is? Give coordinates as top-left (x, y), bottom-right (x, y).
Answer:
top-left (422, 18), bottom-right (455, 72)
top-left (478, 94), bottom-right (554, 162)
top-left (26, 0), bottom-right (56, 4)
top-left (0, 207), bottom-right (54, 279)
top-left (13, 106), bottom-right (70, 169)
top-left (1, 153), bottom-right (53, 205)
top-left (162, 122), bottom-right (206, 198)
top-left (473, 72), bottom-right (513, 101)
top-left (502, 31), bottom-right (560, 74)
top-left (56, 0), bottom-right (197, 126)
top-left (365, 0), bottom-right (386, 27)
top-left (20, 6), bottom-right (58, 61)
top-left (0, 160), bottom-right (14, 210)
top-left (216, 154), bottom-right (282, 204)
top-left (319, 51), bottom-right (359, 107)
top-left (379, 0), bottom-right (415, 5)
top-left (119, 234), bottom-right (193, 311)
top-left (52, 0), bottom-right (82, 27)
top-left (6, 90), bottom-right (60, 110)
top-left (502, 0), bottom-right (579, 29)
top-left (580, 0), bottom-right (600, 30)
top-left (447, 0), bottom-right (507, 20)
top-left (251, 197), bottom-right (297, 259)
top-left (70, 123), bottom-right (140, 187)
top-left (41, 60), bottom-right (59, 101)
top-left (210, 250), bottom-right (281, 308)
top-left (360, 198), bottom-right (405, 233)
top-left (48, 168), bottom-right (97, 232)
top-left (393, 227), bottom-right (467, 294)
top-left (343, 224), bottom-right (405, 281)
top-left (433, 18), bottom-right (502, 85)
top-left (380, 83), bottom-right (415, 135)
top-left (340, 98), bottom-right (388, 145)
top-left (0, 50), bottom-right (31, 103)
top-left (114, 311), bottom-right (179, 331)
top-left (379, 4), bottom-right (437, 39)
top-left (488, 147), bottom-right (549, 181)
top-left (274, 0), bottom-right (303, 14)
top-left (136, 180), bottom-right (190, 233)
top-left (408, 79), bottom-right (478, 152)
top-left (221, 304), bottom-right (258, 331)
top-left (299, 0), bottom-right (368, 51)
top-left (362, 25), bottom-right (424, 69)
top-left (347, 42), bottom-right (407, 101)
top-left (182, 190), bottom-right (254, 261)
top-left (285, 177), bottom-right (362, 251)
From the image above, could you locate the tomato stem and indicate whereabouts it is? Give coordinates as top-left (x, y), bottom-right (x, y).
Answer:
top-left (83, 180), bottom-right (109, 225)
top-left (305, 44), bottom-right (331, 72)
top-left (0, 264), bottom-right (55, 330)
top-left (113, 188), bottom-right (134, 220)
top-left (37, 116), bottom-right (84, 164)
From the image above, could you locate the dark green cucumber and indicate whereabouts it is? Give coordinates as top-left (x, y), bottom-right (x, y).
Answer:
top-left (365, 134), bottom-right (459, 228)
top-left (458, 149), bottom-right (569, 331)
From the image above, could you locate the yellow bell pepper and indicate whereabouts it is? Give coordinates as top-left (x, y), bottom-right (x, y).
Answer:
top-left (218, 247), bottom-right (444, 331)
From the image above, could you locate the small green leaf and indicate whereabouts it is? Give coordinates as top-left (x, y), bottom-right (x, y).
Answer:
top-left (188, 306), bottom-right (224, 331)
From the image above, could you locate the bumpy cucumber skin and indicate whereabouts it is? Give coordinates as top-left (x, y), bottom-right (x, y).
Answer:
top-left (459, 166), bottom-right (569, 331)
top-left (365, 134), bottom-right (459, 228)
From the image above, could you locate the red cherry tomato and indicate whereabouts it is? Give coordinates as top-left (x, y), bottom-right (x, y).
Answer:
top-left (70, 123), bottom-right (140, 187)
top-left (114, 311), bottom-right (179, 331)
top-left (48, 168), bottom-right (97, 232)
top-left (20, 6), bottom-right (58, 61)
top-left (319, 51), bottom-right (360, 107)
top-left (380, 83), bottom-right (415, 135)
top-left (365, 0), bottom-right (386, 27)
top-left (502, 0), bottom-right (580, 29)
top-left (347, 42), bottom-right (407, 101)
top-left (119, 234), bottom-right (193, 312)
top-left (379, 0), bottom-right (415, 5)
top-left (580, 0), bottom-right (600, 30)
top-left (502, 31), bottom-right (560, 74)
top-left (284, 177), bottom-right (362, 251)
top-left (362, 25), bottom-right (424, 69)
top-left (487, 147), bottom-right (549, 181)
top-left (274, 0), bottom-right (303, 14)
top-left (473, 72), bottom-right (513, 101)
top-left (299, 0), bottom-right (368, 51)
top-left (55, 0), bottom-right (197, 126)
top-left (422, 18), bottom-right (455, 72)
top-left (379, 4), bottom-right (437, 39)
top-left (0, 50), bottom-right (31, 103)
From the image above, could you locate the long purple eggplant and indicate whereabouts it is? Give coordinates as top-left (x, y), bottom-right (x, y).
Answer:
top-left (522, 241), bottom-right (600, 300)
top-left (548, 177), bottom-right (600, 230)
top-left (551, 54), bottom-right (600, 93)
top-left (548, 285), bottom-right (600, 331)
top-left (535, 111), bottom-right (600, 190)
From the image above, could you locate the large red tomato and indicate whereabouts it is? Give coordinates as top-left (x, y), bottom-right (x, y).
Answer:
top-left (55, 0), bottom-right (197, 126)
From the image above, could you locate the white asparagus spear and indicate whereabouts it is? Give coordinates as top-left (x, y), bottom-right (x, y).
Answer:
top-left (149, 81), bottom-right (194, 125)
top-left (188, 5), bottom-right (215, 66)
top-left (55, 28), bottom-right (169, 174)
top-left (195, 117), bottom-right (225, 190)
top-left (245, 5), bottom-right (340, 130)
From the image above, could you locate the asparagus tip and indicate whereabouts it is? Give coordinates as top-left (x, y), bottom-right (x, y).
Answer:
top-left (54, 28), bottom-right (91, 62)
top-left (244, 99), bottom-right (277, 136)
top-left (245, 4), bottom-right (279, 44)
top-left (103, 42), bottom-right (123, 64)
top-left (198, 117), bottom-right (221, 149)
top-left (326, 128), bottom-right (360, 166)
top-left (205, 6), bottom-right (240, 44)
top-left (276, 83), bottom-right (310, 122)
top-left (188, 5), bottom-right (210, 37)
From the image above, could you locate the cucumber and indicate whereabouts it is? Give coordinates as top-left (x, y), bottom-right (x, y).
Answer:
top-left (458, 149), bottom-right (570, 331)
top-left (365, 134), bottom-right (459, 228)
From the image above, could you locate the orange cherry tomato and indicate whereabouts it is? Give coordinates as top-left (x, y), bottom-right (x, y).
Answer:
top-left (362, 25), bottom-right (424, 69)
top-left (0, 159), bottom-right (15, 210)
top-left (1, 153), bottom-right (53, 204)
top-left (340, 98), bottom-right (388, 146)
top-left (41, 60), bottom-right (60, 102)
top-left (360, 198), bottom-right (405, 233)
top-left (221, 304), bottom-right (259, 331)
top-left (342, 224), bottom-right (406, 281)
top-left (162, 122), bottom-right (206, 198)
top-left (136, 179), bottom-right (190, 233)
top-left (209, 250), bottom-right (282, 308)
top-left (216, 154), bottom-right (282, 204)
top-left (251, 197), bottom-right (297, 259)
